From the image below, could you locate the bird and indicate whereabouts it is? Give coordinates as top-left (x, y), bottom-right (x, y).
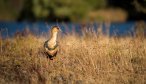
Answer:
top-left (44, 26), bottom-right (61, 60)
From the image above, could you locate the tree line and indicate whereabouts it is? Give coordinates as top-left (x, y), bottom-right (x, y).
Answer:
top-left (0, 0), bottom-right (146, 22)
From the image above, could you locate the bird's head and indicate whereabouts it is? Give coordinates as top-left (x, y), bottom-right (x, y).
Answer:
top-left (51, 26), bottom-right (61, 33)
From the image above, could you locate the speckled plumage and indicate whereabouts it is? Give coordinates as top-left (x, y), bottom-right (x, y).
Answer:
top-left (44, 26), bottom-right (61, 60)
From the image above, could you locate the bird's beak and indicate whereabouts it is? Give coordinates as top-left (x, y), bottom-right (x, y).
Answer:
top-left (59, 28), bottom-right (62, 32)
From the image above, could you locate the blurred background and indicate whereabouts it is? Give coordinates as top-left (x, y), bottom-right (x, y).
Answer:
top-left (0, 0), bottom-right (146, 37)
top-left (1, 0), bottom-right (146, 22)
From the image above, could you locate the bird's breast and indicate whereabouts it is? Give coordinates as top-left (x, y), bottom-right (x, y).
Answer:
top-left (45, 47), bottom-right (59, 56)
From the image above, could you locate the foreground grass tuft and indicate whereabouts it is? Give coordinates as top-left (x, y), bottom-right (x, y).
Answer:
top-left (0, 33), bottom-right (146, 84)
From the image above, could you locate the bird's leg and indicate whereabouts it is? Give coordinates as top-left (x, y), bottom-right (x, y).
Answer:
top-left (49, 56), bottom-right (54, 60)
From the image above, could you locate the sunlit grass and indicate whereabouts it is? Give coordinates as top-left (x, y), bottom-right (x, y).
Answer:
top-left (0, 29), bottom-right (146, 84)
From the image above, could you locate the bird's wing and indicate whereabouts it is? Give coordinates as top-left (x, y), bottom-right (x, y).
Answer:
top-left (45, 46), bottom-right (59, 56)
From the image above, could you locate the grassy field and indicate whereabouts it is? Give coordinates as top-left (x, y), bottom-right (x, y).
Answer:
top-left (0, 28), bottom-right (146, 84)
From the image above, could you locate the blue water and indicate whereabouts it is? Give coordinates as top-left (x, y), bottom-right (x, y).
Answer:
top-left (0, 21), bottom-right (138, 38)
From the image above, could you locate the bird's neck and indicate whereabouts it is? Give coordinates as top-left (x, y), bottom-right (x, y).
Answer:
top-left (49, 32), bottom-right (58, 43)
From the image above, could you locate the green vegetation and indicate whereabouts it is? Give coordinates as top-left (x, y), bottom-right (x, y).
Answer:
top-left (32, 0), bottom-right (90, 21)
top-left (133, 0), bottom-right (146, 13)
top-left (0, 0), bottom-right (107, 22)
top-left (1, 0), bottom-right (146, 22)
top-left (22, 0), bottom-right (107, 22)
top-left (0, 0), bottom-right (20, 21)
top-left (0, 27), bottom-right (146, 84)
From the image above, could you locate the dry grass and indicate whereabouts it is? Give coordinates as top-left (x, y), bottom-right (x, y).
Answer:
top-left (0, 29), bottom-right (146, 84)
